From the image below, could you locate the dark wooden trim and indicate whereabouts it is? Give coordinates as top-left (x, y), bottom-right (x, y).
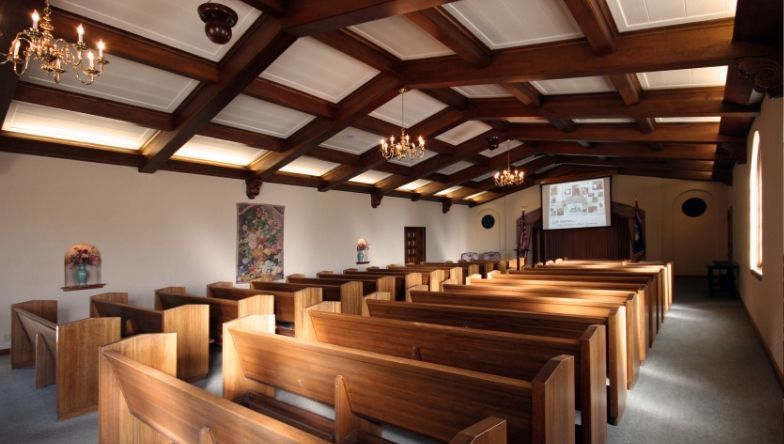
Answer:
top-left (199, 123), bottom-right (286, 152)
top-left (241, 0), bottom-right (287, 18)
top-left (406, 7), bottom-right (491, 67)
top-left (503, 83), bottom-right (542, 107)
top-left (245, 78), bottom-right (335, 119)
top-left (504, 122), bottom-right (742, 144)
top-left (140, 16), bottom-right (295, 173)
top-left (400, 20), bottom-right (778, 88)
top-left (313, 29), bottom-right (401, 74)
top-left (0, 348), bottom-right (9, 356)
top-left (562, 0), bottom-right (616, 54)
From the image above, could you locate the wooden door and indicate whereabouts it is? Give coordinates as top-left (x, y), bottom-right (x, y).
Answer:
top-left (404, 227), bottom-right (426, 264)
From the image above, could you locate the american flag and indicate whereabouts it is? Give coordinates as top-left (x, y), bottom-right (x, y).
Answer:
top-left (519, 222), bottom-right (530, 253)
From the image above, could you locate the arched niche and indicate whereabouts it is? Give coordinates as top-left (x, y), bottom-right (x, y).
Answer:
top-left (63, 243), bottom-right (106, 291)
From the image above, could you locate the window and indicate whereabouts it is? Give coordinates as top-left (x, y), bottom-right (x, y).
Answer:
top-left (749, 131), bottom-right (763, 276)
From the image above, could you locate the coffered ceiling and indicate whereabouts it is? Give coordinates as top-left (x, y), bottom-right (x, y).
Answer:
top-left (0, 0), bottom-right (780, 209)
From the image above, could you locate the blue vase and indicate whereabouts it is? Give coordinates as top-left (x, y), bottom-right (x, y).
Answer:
top-left (357, 250), bottom-right (365, 263)
top-left (76, 264), bottom-right (89, 286)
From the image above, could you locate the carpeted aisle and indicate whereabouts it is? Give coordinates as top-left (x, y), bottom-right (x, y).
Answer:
top-left (0, 278), bottom-right (781, 443)
top-left (607, 278), bottom-right (783, 443)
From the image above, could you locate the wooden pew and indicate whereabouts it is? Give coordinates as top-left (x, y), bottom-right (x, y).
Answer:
top-left (11, 300), bottom-right (120, 420)
top-left (207, 282), bottom-right (321, 338)
top-left (251, 280), bottom-right (367, 315)
top-left (155, 287), bottom-right (274, 345)
top-left (510, 269), bottom-right (661, 344)
top-left (333, 270), bottom-right (422, 301)
top-left (90, 293), bottom-right (208, 381)
top-left (426, 287), bottom-right (641, 388)
top-left (287, 274), bottom-right (396, 303)
top-left (99, 332), bottom-right (331, 444)
top-left (305, 303), bottom-right (607, 444)
top-left (388, 264), bottom-right (466, 286)
top-left (366, 299), bottom-right (627, 424)
top-left (471, 276), bottom-right (650, 358)
top-left (367, 266), bottom-right (448, 292)
top-left (223, 315), bottom-right (574, 443)
top-left (424, 262), bottom-right (481, 278)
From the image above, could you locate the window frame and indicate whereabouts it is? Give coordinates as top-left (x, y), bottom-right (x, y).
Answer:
top-left (749, 130), bottom-right (763, 278)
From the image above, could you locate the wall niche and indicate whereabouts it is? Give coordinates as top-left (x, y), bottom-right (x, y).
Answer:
top-left (63, 243), bottom-right (106, 291)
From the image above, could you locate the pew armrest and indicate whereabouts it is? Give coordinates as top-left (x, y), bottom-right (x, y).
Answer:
top-left (450, 417), bottom-right (507, 444)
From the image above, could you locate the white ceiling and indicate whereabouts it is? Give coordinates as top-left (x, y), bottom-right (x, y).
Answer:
top-left (52, 0), bottom-right (262, 62)
top-left (438, 160), bottom-right (474, 175)
top-left (638, 66), bottom-right (728, 90)
top-left (321, 127), bottom-right (381, 155)
top-left (260, 37), bottom-right (379, 103)
top-left (435, 185), bottom-right (463, 196)
top-left (532, 76), bottom-right (616, 95)
top-left (512, 154), bottom-right (541, 167)
top-left (606, 0), bottom-right (737, 33)
top-left (436, 120), bottom-right (492, 145)
top-left (3, 101), bottom-right (155, 150)
top-left (279, 156), bottom-right (340, 176)
top-left (174, 135), bottom-right (265, 166)
top-left (23, 55), bottom-right (198, 113)
top-left (350, 169), bottom-right (393, 185)
top-left (212, 94), bottom-right (315, 139)
top-left (655, 116), bottom-right (722, 123)
top-left (388, 149), bottom-right (438, 166)
top-left (472, 171), bottom-right (495, 182)
top-left (397, 178), bottom-right (432, 192)
top-left (452, 84), bottom-right (513, 98)
top-left (464, 191), bottom-right (488, 201)
top-left (443, 0), bottom-right (583, 50)
top-left (349, 16), bottom-right (455, 60)
top-left (370, 90), bottom-right (448, 127)
top-left (480, 139), bottom-right (523, 158)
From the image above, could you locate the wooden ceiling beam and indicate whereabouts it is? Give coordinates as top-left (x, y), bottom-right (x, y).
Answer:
top-left (636, 118), bottom-right (656, 134)
top-left (244, 78), bottom-right (335, 119)
top-left (555, 155), bottom-right (716, 172)
top-left (561, 0), bottom-right (616, 54)
top-left (401, 20), bottom-right (779, 88)
top-left (504, 122), bottom-right (741, 144)
top-left (533, 141), bottom-right (719, 160)
top-left (617, 168), bottom-right (717, 182)
top-left (283, 0), bottom-right (461, 36)
top-left (503, 83), bottom-right (542, 107)
top-left (313, 30), bottom-right (401, 74)
top-left (198, 123), bottom-right (286, 152)
top-left (465, 87), bottom-right (758, 120)
top-left (240, 0), bottom-right (287, 18)
top-left (420, 88), bottom-right (468, 110)
top-left (140, 16), bottom-right (295, 173)
top-left (608, 74), bottom-right (641, 105)
top-left (249, 73), bottom-right (400, 180)
top-left (318, 107), bottom-right (466, 191)
top-left (0, 0), bottom-right (32, 124)
top-left (50, 8), bottom-right (219, 83)
top-left (406, 6), bottom-right (491, 67)
top-left (13, 83), bottom-right (174, 131)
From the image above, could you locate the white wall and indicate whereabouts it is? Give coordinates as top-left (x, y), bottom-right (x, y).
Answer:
top-left (0, 152), bottom-right (469, 349)
top-left (466, 175), bottom-right (729, 274)
top-left (729, 97), bottom-right (783, 378)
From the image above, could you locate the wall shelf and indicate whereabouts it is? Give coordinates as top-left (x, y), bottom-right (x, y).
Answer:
top-left (62, 283), bottom-right (107, 292)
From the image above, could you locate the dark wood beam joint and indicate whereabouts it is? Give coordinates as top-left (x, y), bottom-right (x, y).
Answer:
top-left (371, 191), bottom-right (383, 208)
top-left (442, 198), bottom-right (452, 213)
top-left (245, 176), bottom-right (263, 199)
top-left (406, 7), bottom-right (491, 67)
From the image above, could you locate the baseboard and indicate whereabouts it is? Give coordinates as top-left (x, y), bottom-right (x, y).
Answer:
top-left (739, 300), bottom-right (784, 390)
top-left (0, 348), bottom-right (8, 356)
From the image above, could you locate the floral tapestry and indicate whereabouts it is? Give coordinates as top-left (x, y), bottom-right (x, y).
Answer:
top-left (237, 204), bottom-right (284, 282)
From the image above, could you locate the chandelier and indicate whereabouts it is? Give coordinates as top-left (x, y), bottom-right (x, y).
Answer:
top-left (380, 89), bottom-right (425, 160)
top-left (494, 142), bottom-right (525, 187)
top-left (2, 0), bottom-right (108, 85)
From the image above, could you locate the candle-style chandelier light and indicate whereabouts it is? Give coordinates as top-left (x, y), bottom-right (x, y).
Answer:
top-left (380, 88), bottom-right (426, 161)
top-left (494, 140), bottom-right (525, 187)
top-left (2, 0), bottom-right (108, 85)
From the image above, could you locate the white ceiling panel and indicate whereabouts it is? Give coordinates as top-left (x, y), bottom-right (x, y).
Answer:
top-left (637, 66), bottom-right (728, 90)
top-left (464, 191), bottom-right (488, 201)
top-left (321, 127), bottom-right (381, 155)
top-left (435, 186), bottom-right (463, 196)
top-left (3, 101), bottom-right (155, 150)
top-left (388, 149), bottom-right (438, 166)
top-left (370, 90), bottom-right (448, 127)
top-left (452, 84), bottom-right (513, 98)
top-left (213, 94), bottom-right (315, 139)
top-left (507, 117), bottom-right (550, 124)
top-left (472, 171), bottom-right (495, 182)
top-left (52, 0), bottom-right (261, 62)
top-left (174, 135), bottom-right (265, 166)
top-left (606, 0), bottom-right (736, 33)
top-left (443, 0), bottom-right (583, 50)
top-left (23, 55), bottom-right (198, 113)
top-left (438, 161), bottom-right (474, 175)
top-left (436, 121), bottom-right (492, 145)
top-left (350, 16), bottom-right (454, 60)
top-left (655, 116), bottom-right (722, 123)
top-left (532, 76), bottom-right (616, 95)
top-left (397, 179), bottom-right (432, 192)
top-left (481, 139), bottom-right (523, 158)
top-left (349, 170), bottom-right (393, 185)
top-left (512, 155), bottom-right (540, 167)
top-left (260, 37), bottom-right (379, 103)
top-left (574, 118), bottom-right (636, 124)
top-left (280, 156), bottom-right (339, 176)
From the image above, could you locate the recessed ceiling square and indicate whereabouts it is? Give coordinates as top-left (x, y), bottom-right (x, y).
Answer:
top-left (370, 90), bottom-right (448, 127)
top-left (350, 170), bottom-right (393, 185)
top-left (260, 37), bottom-right (380, 103)
top-left (452, 84), bottom-right (513, 98)
top-left (435, 186), bottom-right (463, 196)
top-left (481, 139), bottom-right (523, 157)
top-left (436, 121), bottom-right (492, 146)
top-left (213, 94), bottom-right (315, 139)
top-left (388, 149), bottom-right (438, 166)
top-left (438, 161), bottom-right (474, 175)
top-left (397, 179), bottom-right (432, 192)
top-left (279, 156), bottom-right (340, 176)
top-left (52, 0), bottom-right (262, 62)
top-left (174, 135), bottom-right (265, 166)
top-left (637, 66), bottom-right (728, 90)
top-left (606, 0), bottom-right (736, 33)
top-left (531, 76), bottom-right (616, 95)
top-left (349, 16), bottom-right (454, 60)
top-left (321, 127), bottom-right (382, 155)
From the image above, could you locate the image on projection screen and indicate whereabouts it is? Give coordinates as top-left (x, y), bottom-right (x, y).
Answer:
top-left (542, 177), bottom-right (612, 230)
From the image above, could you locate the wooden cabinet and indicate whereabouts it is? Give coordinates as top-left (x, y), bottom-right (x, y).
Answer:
top-left (404, 227), bottom-right (426, 264)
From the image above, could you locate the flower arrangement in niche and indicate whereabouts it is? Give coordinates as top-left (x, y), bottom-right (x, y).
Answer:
top-left (64, 243), bottom-right (101, 287)
top-left (356, 238), bottom-right (369, 264)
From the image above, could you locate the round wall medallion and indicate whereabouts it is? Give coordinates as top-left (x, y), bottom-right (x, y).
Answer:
top-left (681, 197), bottom-right (707, 217)
top-left (481, 214), bottom-right (495, 229)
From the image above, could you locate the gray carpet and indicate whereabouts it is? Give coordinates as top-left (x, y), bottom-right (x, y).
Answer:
top-left (0, 279), bottom-right (781, 443)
